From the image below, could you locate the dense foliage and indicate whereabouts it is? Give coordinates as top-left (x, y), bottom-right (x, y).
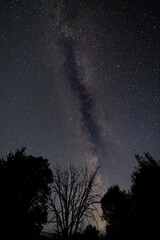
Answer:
top-left (0, 148), bottom-right (53, 240)
top-left (101, 153), bottom-right (160, 240)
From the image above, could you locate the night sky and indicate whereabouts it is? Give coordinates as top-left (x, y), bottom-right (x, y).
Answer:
top-left (0, 0), bottom-right (160, 193)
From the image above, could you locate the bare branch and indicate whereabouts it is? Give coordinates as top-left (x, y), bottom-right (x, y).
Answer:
top-left (48, 164), bottom-right (100, 239)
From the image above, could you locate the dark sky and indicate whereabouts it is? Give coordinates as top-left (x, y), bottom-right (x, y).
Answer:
top-left (0, 0), bottom-right (160, 193)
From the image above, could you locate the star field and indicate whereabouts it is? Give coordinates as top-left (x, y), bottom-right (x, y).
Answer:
top-left (0, 0), bottom-right (160, 195)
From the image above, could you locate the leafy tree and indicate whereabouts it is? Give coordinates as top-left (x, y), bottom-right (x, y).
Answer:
top-left (48, 164), bottom-right (100, 240)
top-left (131, 152), bottom-right (160, 239)
top-left (101, 185), bottom-right (133, 240)
top-left (101, 152), bottom-right (160, 240)
top-left (0, 148), bottom-right (53, 240)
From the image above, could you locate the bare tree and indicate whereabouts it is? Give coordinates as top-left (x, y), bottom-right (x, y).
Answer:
top-left (48, 164), bottom-right (100, 240)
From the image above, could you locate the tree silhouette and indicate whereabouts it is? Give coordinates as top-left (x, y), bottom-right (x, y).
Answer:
top-left (131, 152), bottom-right (160, 239)
top-left (83, 224), bottom-right (99, 240)
top-left (101, 185), bottom-right (133, 240)
top-left (0, 148), bottom-right (53, 240)
top-left (101, 152), bottom-right (160, 240)
top-left (48, 164), bottom-right (100, 240)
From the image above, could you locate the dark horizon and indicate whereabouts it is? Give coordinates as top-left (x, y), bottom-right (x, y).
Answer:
top-left (1, 149), bottom-right (160, 240)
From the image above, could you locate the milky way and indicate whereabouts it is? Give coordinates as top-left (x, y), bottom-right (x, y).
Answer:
top-left (0, 0), bottom-right (160, 194)
top-left (62, 34), bottom-right (103, 157)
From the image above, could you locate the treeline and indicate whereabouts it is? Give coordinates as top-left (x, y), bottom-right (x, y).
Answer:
top-left (101, 153), bottom-right (160, 240)
top-left (0, 148), bottom-right (100, 240)
top-left (0, 148), bottom-right (160, 240)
